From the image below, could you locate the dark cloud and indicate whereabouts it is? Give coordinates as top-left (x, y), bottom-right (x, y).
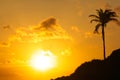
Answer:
top-left (34, 17), bottom-right (57, 30)
top-left (0, 42), bottom-right (10, 47)
top-left (3, 25), bottom-right (11, 29)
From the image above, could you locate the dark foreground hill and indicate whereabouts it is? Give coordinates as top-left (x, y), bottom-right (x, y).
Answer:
top-left (51, 48), bottom-right (120, 80)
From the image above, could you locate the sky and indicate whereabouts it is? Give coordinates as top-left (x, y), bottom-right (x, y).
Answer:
top-left (0, 0), bottom-right (120, 80)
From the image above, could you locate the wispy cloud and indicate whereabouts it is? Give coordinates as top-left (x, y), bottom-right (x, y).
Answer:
top-left (84, 32), bottom-right (93, 38)
top-left (61, 48), bottom-right (72, 56)
top-left (71, 26), bottom-right (80, 32)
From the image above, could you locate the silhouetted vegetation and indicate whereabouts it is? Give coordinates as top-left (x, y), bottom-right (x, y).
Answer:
top-left (51, 48), bottom-right (120, 80)
top-left (89, 8), bottom-right (119, 60)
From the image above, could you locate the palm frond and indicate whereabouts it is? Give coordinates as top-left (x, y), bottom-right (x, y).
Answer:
top-left (89, 15), bottom-right (99, 19)
top-left (109, 18), bottom-right (118, 22)
top-left (96, 8), bottom-right (103, 13)
top-left (90, 19), bottom-right (100, 23)
top-left (96, 9), bottom-right (104, 18)
top-left (104, 9), bottom-right (112, 14)
top-left (107, 18), bottom-right (119, 25)
top-left (108, 12), bottom-right (118, 17)
top-left (94, 24), bottom-right (101, 34)
top-left (89, 8), bottom-right (119, 33)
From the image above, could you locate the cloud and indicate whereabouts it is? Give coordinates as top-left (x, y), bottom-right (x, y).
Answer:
top-left (9, 17), bottom-right (72, 43)
top-left (61, 48), bottom-right (72, 56)
top-left (84, 32), bottom-right (93, 38)
top-left (71, 26), bottom-right (80, 32)
top-left (0, 42), bottom-right (10, 47)
top-left (3, 25), bottom-right (11, 29)
top-left (34, 17), bottom-right (57, 30)
top-left (84, 32), bottom-right (101, 39)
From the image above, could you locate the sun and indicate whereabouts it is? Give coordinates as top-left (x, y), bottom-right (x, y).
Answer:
top-left (29, 50), bottom-right (56, 71)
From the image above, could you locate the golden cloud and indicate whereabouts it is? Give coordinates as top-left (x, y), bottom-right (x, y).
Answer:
top-left (71, 26), bottom-right (80, 32)
top-left (84, 32), bottom-right (93, 38)
top-left (9, 17), bottom-right (72, 43)
top-left (61, 48), bottom-right (72, 56)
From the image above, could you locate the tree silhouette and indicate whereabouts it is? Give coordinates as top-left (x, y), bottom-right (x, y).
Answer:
top-left (89, 8), bottom-right (118, 60)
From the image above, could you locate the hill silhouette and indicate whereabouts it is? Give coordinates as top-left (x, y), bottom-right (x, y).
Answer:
top-left (51, 48), bottom-right (120, 80)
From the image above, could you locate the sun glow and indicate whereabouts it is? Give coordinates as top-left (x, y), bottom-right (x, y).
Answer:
top-left (29, 50), bottom-right (56, 71)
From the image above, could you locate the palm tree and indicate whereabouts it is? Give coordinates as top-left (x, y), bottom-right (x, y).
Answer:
top-left (89, 8), bottom-right (118, 60)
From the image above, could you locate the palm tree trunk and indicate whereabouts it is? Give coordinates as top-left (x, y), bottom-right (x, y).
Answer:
top-left (102, 26), bottom-right (106, 60)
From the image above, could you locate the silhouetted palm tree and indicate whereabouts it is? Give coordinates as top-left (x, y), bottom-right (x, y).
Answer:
top-left (89, 8), bottom-right (118, 60)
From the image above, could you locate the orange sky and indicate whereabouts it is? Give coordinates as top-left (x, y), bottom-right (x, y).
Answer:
top-left (0, 0), bottom-right (120, 80)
